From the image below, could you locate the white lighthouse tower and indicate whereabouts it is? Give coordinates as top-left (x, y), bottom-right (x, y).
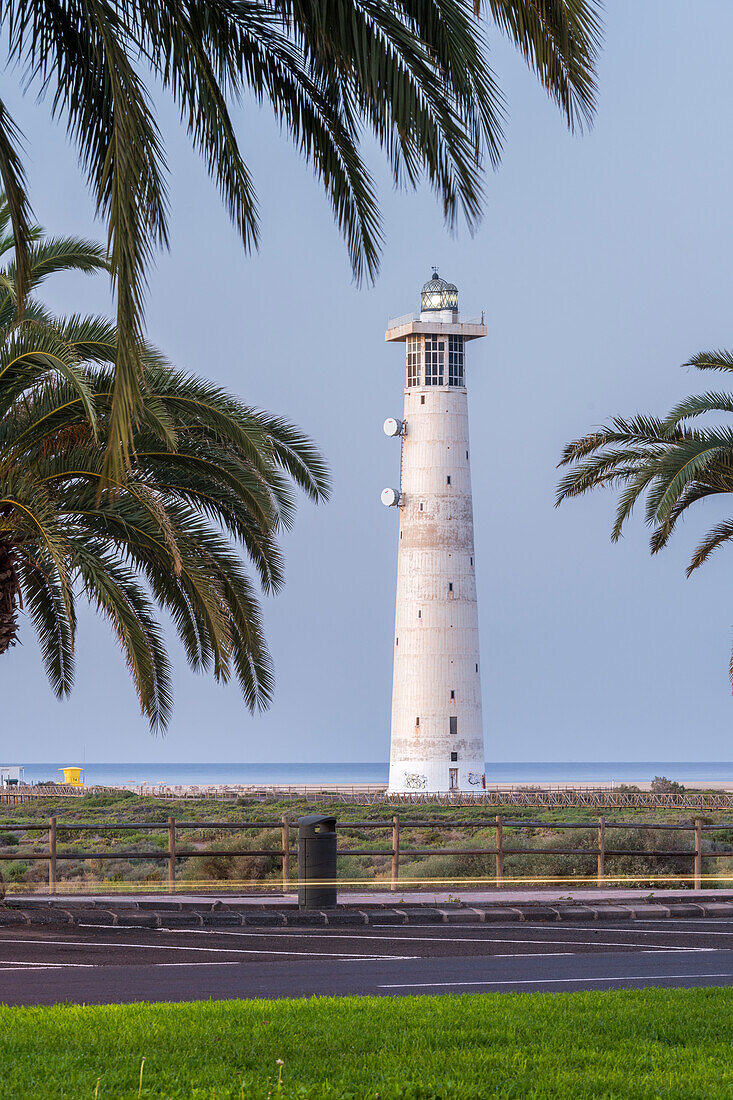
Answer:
top-left (382, 272), bottom-right (487, 794)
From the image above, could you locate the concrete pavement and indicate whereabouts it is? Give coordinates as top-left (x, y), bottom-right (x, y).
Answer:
top-left (11, 887), bottom-right (733, 906)
top-left (3, 888), bottom-right (733, 928)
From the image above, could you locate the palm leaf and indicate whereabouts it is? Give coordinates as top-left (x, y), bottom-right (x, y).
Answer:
top-left (14, 551), bottom-right (75, 696)
top-left (687, 519), bottom-right (733, 576)
top-left (2, 0), bottom-right (602, 465)
top-left (484, 0), bottom-right (603, 131)
top-left (663, 391), bottom-right (733, 431)
top-left (685, 350), bottom-right (733, 373)
top-left (0, 99), bottom-right (32, 318)
top-left (645, 431), bottom-right (733, 524)
top-left (74, 542), bottom-right (173, 730)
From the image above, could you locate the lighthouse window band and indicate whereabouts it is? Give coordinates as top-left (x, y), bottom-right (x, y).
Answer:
top-left (407, 334), bottom-right (464, 387)
top-left (424, 334), bottom-right (444, 385)
top-left (406, 335), bottom-right (421, 386)
top-left (448, 335), bottom-right (464, 386)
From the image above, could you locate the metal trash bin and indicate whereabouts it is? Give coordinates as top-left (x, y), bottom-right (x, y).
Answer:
top-left (297, 814), bottom-right (337, 909)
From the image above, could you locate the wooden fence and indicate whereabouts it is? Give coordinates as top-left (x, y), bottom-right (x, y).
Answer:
top-left (379, 790), bottom-right (733, 810)
top-left (0, 786), bottom-right (86, 805)
top-left (124, 787), bottom-right (733, 810)
top-left (7, 786), bottom-right (733, 810)
top-left (2, 814), bottom-right (733, 895)
top-left (0, 817), bottom-right (291, 895)
top-left (345, 816), bottom-right (713, 889)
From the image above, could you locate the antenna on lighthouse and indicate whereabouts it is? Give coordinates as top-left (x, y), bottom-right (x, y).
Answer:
top-left (383, 417), bottom-right (404, 437)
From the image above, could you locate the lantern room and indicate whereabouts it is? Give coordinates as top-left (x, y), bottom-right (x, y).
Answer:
top-left (420, 270), bottom-right (458, 315)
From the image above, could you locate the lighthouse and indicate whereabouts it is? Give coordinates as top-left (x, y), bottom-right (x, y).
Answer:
top-left (382, 272), bottom-right (487, 794)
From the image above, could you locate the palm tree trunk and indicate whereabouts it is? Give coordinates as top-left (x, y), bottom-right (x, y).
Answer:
top-left (0, 541), bottom-right (19, 654)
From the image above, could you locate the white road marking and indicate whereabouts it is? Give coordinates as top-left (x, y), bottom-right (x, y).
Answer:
top-left (0, 959), bottom-right (95, 967)
top-left (2, 950), bottom-right (713, 972)
top-left (515, 926), bottom-right (733, 938)
top-left (0, 962), bottom-right (98, 971)
top-left (154, 927), bottom-right (712, 952)
top-left (380, 971), bottom-right (733, 989)
top-left (0, 936), bottom-right (417, 962)
top-left (600, 924), bottom-right (733, 934)
top-left (447, 952), bottom-right (576, 959)
top-left (150, 961), bottom-right (260, 968)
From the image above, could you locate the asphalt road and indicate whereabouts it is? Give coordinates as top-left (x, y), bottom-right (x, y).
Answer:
top-left (2, 918), bottom-right (733, 1004)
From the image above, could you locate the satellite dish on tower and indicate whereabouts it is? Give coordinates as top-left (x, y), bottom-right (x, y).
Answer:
top-left (383, 417), bottom-right (404, 437)
top-left (381, 487), bottom-right (401, 507)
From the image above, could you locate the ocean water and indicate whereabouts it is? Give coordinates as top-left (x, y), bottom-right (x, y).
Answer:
top-left (9, 761), bottom-right (733, 786)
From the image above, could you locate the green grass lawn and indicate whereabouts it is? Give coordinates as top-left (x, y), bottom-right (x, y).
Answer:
top-left (2, 988), bottom-right (732, 1099)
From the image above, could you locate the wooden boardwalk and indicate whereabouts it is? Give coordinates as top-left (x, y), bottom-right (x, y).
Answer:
top-left (5, 783), bottom-right (733, 811)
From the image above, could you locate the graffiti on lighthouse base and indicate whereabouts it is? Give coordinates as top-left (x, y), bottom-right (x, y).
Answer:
top-left (404, 772), bottom-right (428, 790)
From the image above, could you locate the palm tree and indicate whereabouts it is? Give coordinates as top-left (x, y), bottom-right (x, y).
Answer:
top-left (0, 0), bottom-right (603, 477)
top-left (0, 202), bottom-right (329, 729)
top-left (557, 350), bottom-right (733, 684)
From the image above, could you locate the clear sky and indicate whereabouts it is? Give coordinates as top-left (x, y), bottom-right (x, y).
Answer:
top-left (4, 2), bottom-right (733, 764)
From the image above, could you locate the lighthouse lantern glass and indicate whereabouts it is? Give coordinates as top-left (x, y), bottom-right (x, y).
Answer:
top-left (421, 272), bottom-right (458, 313)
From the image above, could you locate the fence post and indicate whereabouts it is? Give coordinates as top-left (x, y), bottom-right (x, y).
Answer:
top-left (281, 815), bottom-right (290, 894)
top-left (168, 816), bottom-right (176, 894)
top-left (694, 817), bottom-right (703, 891)
top-left (391, 815), bottom-right (400, 892)
top-left (48, 816), bottom-right (57, 896)
top-left (597, 816), bottom-right (605, 886)
top-left (495, 814), bottom-right (504, 888)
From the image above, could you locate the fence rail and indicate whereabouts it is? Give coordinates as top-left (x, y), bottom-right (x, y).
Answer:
top-left (6, 786), bottom-right (733, 810)
top-left (1, 814), bottom-right (732, 895)
top-left (381, 790), bottom-right (733, 810)
top-left (0, 786), bottom-right (86, 804)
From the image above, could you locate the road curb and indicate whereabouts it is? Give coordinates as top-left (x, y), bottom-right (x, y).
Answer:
top-left (2, 898), bottom-right (733, 928)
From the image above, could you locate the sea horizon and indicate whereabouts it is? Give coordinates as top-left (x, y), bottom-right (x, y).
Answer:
top-left (6, 761), bottom-right (733, 786)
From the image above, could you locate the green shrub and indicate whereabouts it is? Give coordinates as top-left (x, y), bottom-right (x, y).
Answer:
top-left (651, 776), bottom-right (686, 794)
top-left (6, 860), bottom-right (28, 882)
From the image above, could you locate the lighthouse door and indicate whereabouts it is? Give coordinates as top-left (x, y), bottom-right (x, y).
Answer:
top-left (449, 769), bottom-right (459, 790)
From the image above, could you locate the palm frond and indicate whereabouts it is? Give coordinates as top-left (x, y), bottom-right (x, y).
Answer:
top-left (14, 551), bottom-right (75, 696)
top-left (685, 349), bottom-right (733, 373)
top-left (74, 542), bottom-right (173, 730)
top-left (484, 0), bottom-right (603, 131)
top-left (644, 431), bottom-right (733, 525)
top-left (0, 322), bottom-right (97, 429)
top-left (687, 519), bottom-right (733, 576)
top-left (558, 344), bottom-right (733, 691)
top-left (555, 446), bottom-right (656, 505)
top-left (662, 390), bottom-right (733, 431)
top-left (0, 99), bottom-right (32, 317)
top-left (7, 235), bottom-right (108, 295)
top-left (649, 482), bottom-right (720, 555)
top-left (2, 0), bottom-right (601, 462)
top-left (610, 463), bottom-right (662, 543)
top-left (255, 411), bottom-right (331, 505)
top-left (0, 297), bottom-right (329, 725)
